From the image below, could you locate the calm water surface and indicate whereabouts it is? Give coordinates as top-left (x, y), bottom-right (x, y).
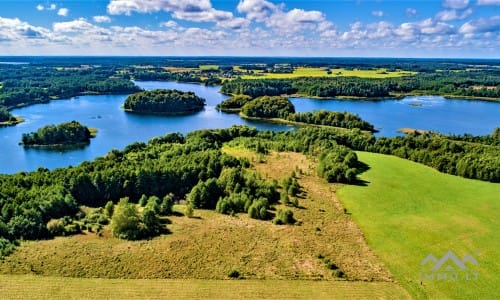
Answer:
top-left (0, 81), bottom-right (499, 174)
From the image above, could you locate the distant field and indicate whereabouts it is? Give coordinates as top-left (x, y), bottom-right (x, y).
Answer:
top-left (338, 152), bottom-right (500, 299)
top-left (199, 64), bottom-right (219, 71)
top-left (241, 67), bottom-right (415, 79)
top-left (0, 275), bottom-right (410, 299)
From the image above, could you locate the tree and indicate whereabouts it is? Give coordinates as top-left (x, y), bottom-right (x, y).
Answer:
top-left (110, 198), bottom-right (141, 240)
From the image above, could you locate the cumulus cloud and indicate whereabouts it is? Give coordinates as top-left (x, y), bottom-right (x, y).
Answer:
top-left (0, 17), bottom-right (50, 41)
top-left (160, 20), bottom-right (178, 28)
top-left (37, 3), bottom-right (57, 11)
top-left (459, 16), bottom-right (500, 34)
top-left (372, 10), bottom-right (384, 17)
top-left (477, 0), bottom-right (500, 5)
top-left (93, 16), bottom-right (111, 23)
top-left (57, 8), bottom-right (69, 17)
top-left (237, 0), bottom-right (279, 22)
top-left (107, 0), bottom-right (248, 29)
top-left (436, 8), bottom-right (472, 21)
top-left (442, 0), bottom-right (469, 9)
top-left (406, 8), bottom-right (417, 17)
top-left (237, 0), bottom-right (326, 34)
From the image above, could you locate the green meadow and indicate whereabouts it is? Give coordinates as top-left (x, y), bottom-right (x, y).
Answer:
top-left (338, 152), bottom-right (500, 299)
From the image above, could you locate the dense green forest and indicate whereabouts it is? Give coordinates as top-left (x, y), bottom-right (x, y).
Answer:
top-left (240, 96), bottom-right (295, 119)
top-left (123, 89), bottom-right (205, 114)
top-left (0, 64), bottom-right (140, 114)
top-left (217, 96), bottom-right (375, 131)
top-left (215, 95), bottom-right (253, 112)
top-left (21, 121), bottom-right (94, 146)
top-left (220, 71), bottom-right (500, 99)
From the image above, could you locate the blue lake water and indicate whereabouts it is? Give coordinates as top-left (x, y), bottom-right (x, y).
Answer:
top-left (0, 81), bottom-right (499, 174)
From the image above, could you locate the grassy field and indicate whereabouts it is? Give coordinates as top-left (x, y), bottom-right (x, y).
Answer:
top-left (241, 67), bottom-right (415, 79)
top-left (0, 149), bottom-right (410, 298)
top-left (337, 152), bottom-right (500, 299)
top-left (0, 275), bottom-right (409, 299)
top-left (199, 64), bottom-right (219, 71)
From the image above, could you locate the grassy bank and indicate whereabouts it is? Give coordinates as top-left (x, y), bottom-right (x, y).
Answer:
top-left (337, 152), bottom-right (500, 299)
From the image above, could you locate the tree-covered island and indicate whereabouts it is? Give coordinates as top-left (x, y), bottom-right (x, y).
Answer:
top-left (21, 121), bottom-right (96, 147)
top-left (123, 89), bottom-right (205, 115)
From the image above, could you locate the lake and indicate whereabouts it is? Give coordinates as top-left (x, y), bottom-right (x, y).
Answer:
top-left (0, 81), bottom-right (499, 174)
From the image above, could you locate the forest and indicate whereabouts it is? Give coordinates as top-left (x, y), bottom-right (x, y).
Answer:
top-left (0, 64), bottom-right (140, 113)
top-left (123, 89), bottom-right (205, 114)
top-left (21, 121), bottom-right (94, 146)
top-left (218, 95), bottom-right (376, 132)
top-left (220, 71), bottom-right (500, 99)
top-left (1, 121), bottom-right (498, 255)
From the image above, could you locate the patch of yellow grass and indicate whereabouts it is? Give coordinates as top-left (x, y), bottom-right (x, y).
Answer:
top-left (0, 275), bottom-right (410, 299)
top-left (241, 67), bottom-right (416, 79)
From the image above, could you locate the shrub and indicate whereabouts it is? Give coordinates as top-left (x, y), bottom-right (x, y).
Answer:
top-left (104, 201), bottom-right (114, 217)
top-left (228, 269), bottom-right (240, 278)
top-left (272, 209), bottom-right (295, 225)
top-left (184, 203), bottom-right (194, 218)
top-left (0, 238), bottom-right (15, 257)
top-left (46, 219), bottom-right (65, 236)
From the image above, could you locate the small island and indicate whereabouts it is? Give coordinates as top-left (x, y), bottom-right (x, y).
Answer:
top-left (0, 106), bottom-right (23, 127)
top-left (21, 121), bottom-right (96, 147)
top-left (123, 89), bottom-right (205, 115)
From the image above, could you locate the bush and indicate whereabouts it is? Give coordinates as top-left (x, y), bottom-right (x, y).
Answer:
top-left (272, 209), bottom-right (295, 225)
top-left (46, 219), bottom-right (65, 236)
top-left (228, 269), bottom-right (240, 278)
top-left (0, 238), bottom-right (15, 257)
top-left (104, 201), bottom-right (114, 217)
top-left (184, 203), bottom-right (194, 218)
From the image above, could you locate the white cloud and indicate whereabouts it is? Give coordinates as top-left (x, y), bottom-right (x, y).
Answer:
top-left (58, 8), bottom-right (69, 17)
top-left (53, 18), bottom-right (98, 33)
top-left (160, 20), bottom-right (178, 28)
top-left (237, 0), bottom-right (278, 22)
top-left (37, 3), bottom-right (57, 11)
top-left (93, 16), bottom-right (111, 23)
top-left (477, 0), bottom-right (500, 5)
top-left (107, 0), bottom-right (247, 29)
top-left (436, 8), bottom-right (472, 21)
top-left (372, 10), bottom-right (384, 17)
top-left (459, 16), bottom-right (500, 34)
top-left (107, 0), bottom-right (212, 16)
top-left (442, 0), bottom-right (469, 9)
top-left (406, 8), bottom-right (417, 17)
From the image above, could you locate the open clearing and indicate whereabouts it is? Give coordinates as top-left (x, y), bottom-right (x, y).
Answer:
top-left (337, 152), bottom-right (500, 299)
top-left (0, 150), bottom-right (409, 298)
top-left (241, 67), bottom-right (415, 79)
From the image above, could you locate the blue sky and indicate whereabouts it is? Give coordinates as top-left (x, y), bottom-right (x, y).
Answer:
top-left (0, 0), bottom-right (498, 57)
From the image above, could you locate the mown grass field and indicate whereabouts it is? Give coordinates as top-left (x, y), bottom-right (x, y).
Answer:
top-left (337, 152), bottom-right (500, 299)
top-left (0, 275), bottom-right (409, 299)
top-left (241, 67), bottom-right (415, 79)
